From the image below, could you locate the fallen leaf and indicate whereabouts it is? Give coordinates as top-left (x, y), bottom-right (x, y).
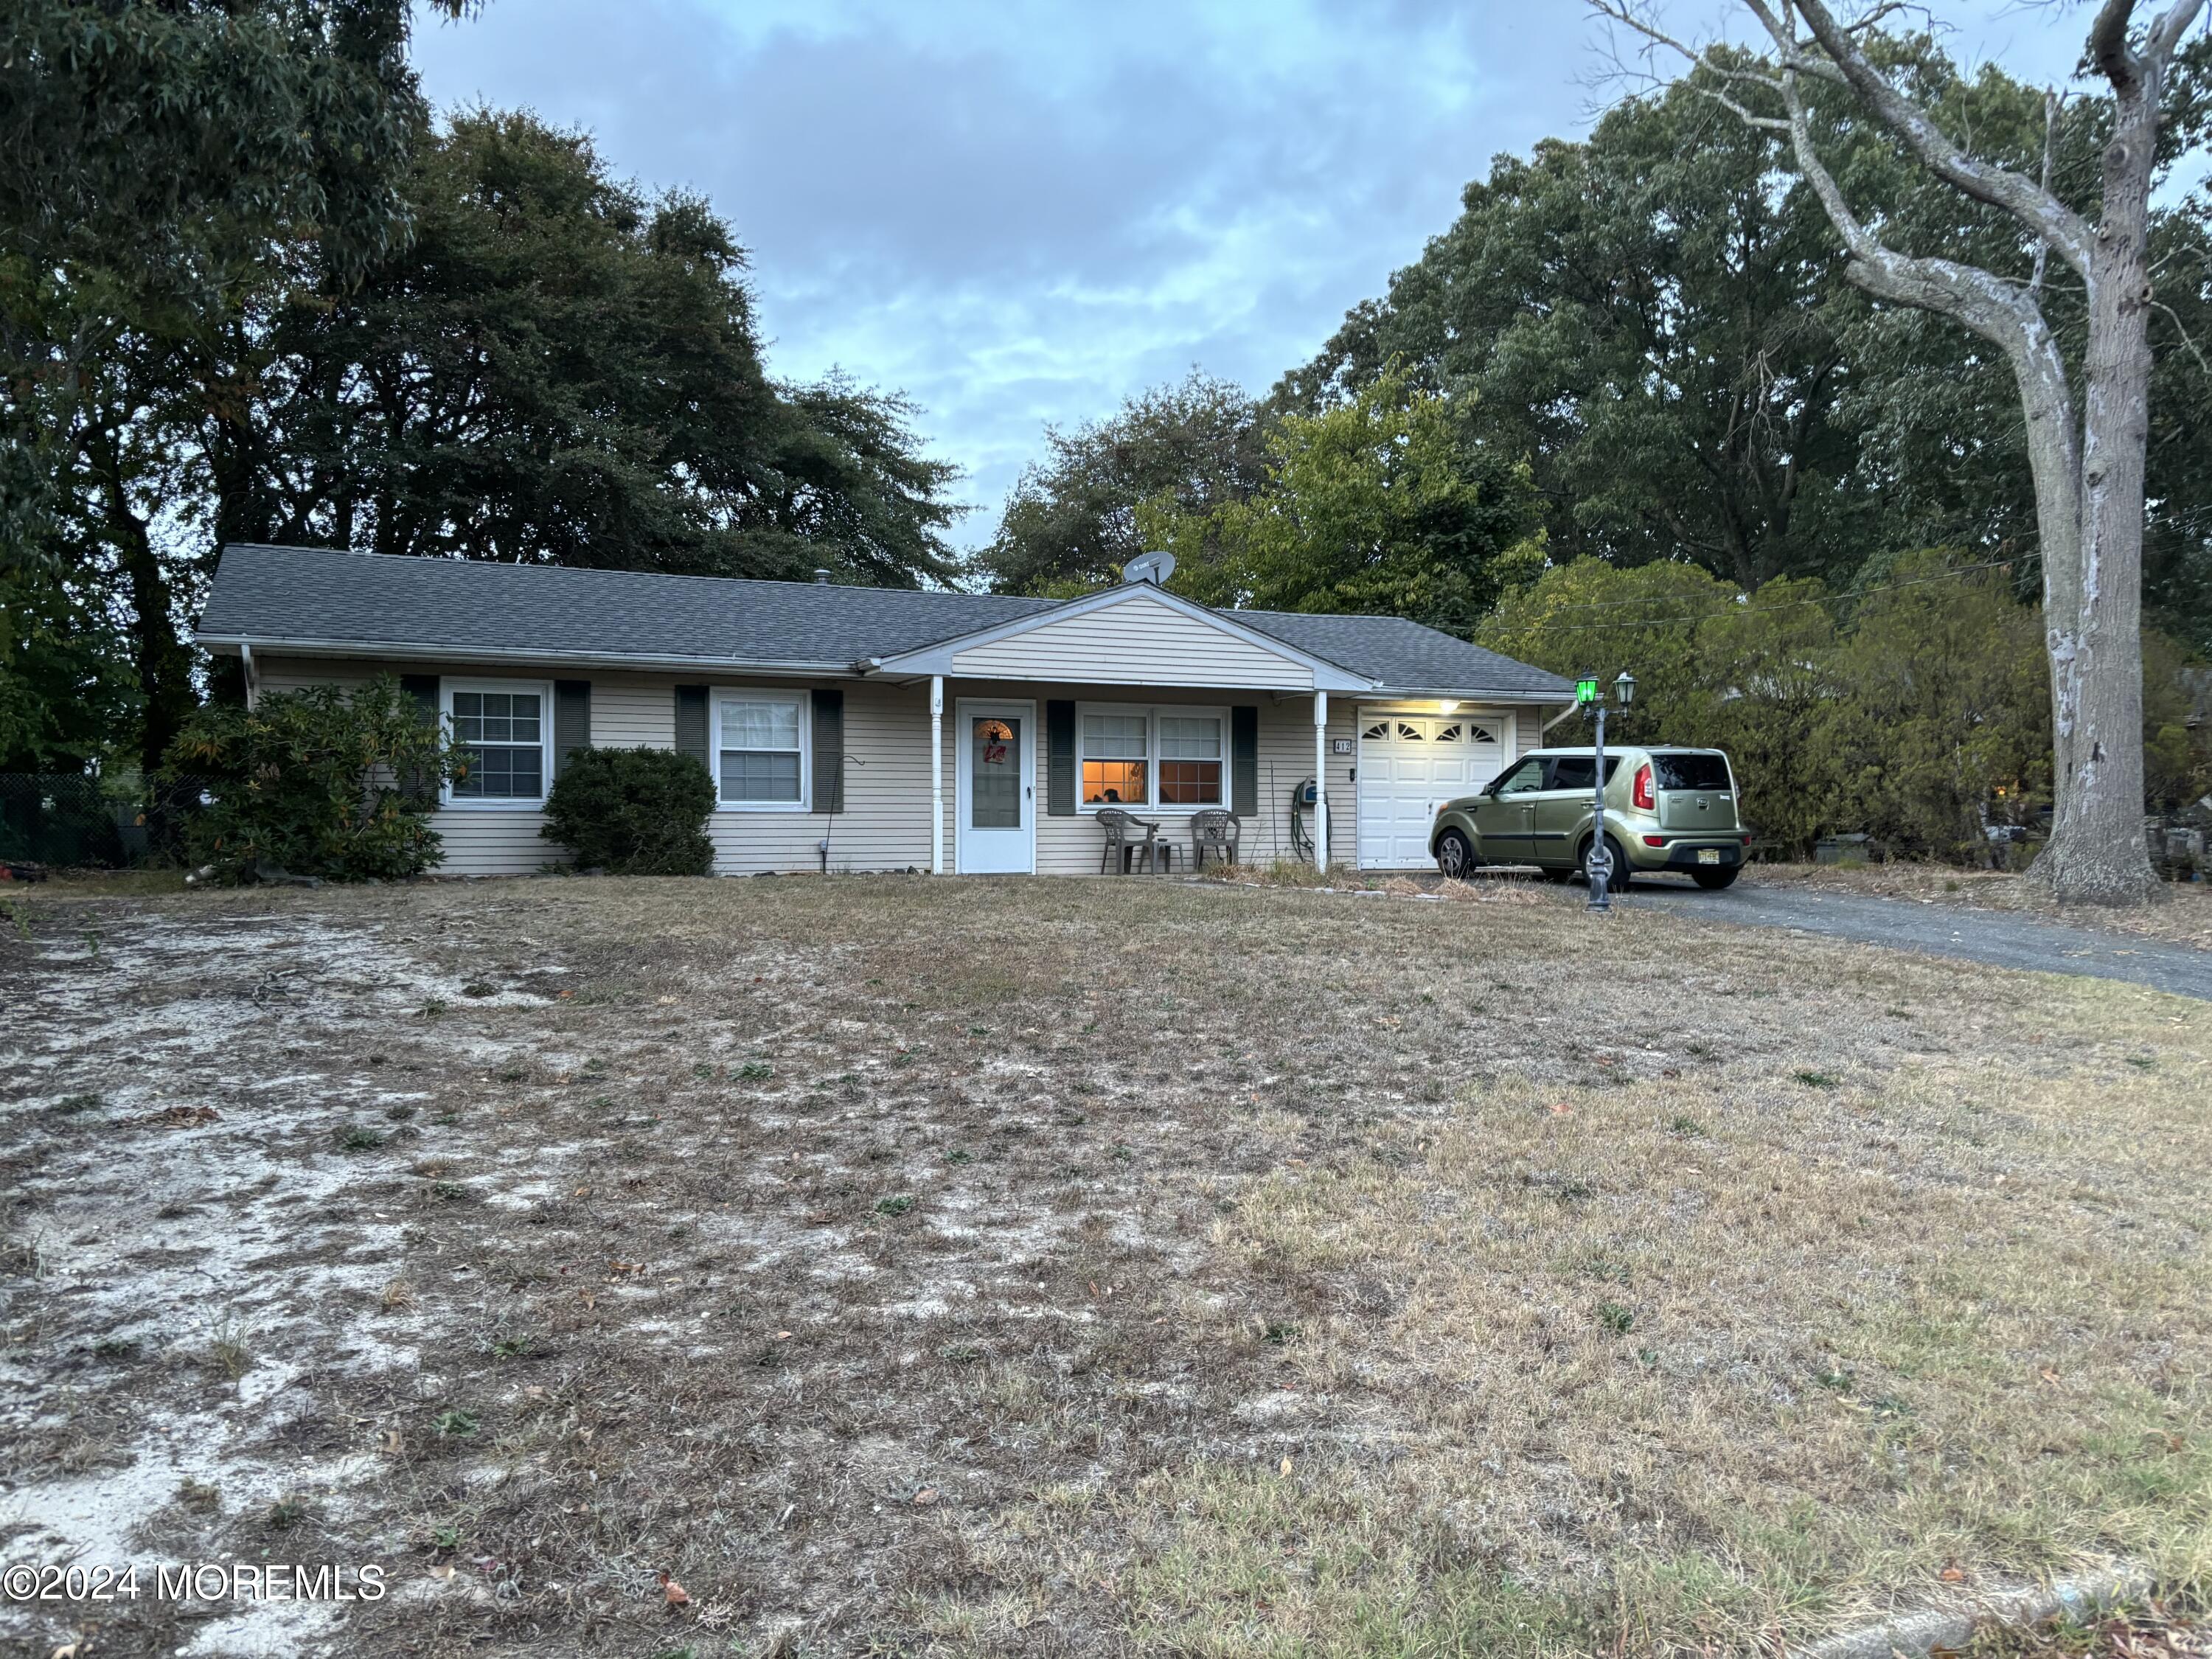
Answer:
top-left (660, 1572), bottom-right (690, 1607)
top-left (1279, 1456), bottom-right (1293, 1477)
top-left (557, 989), bottom-right (574, 999)
top-left (145, 1105), bottom-right (221, 1128)
top-left (775, 1330), bottom-right (792, 1340)
top-left (657, 995), bottom-right (677, 1005)
top-left (2038, 1367), bottom-right (2061, 1385)
top-left (381, 1429), bottom-right (403, 1455)
top-left (912, 1486), bottom-right (940, 1506)
top-left (1548, 1102), bottom-right (1572, 1116)
top-left (1939, 1562), bottom-right (1966, 1584)
top-left (428, 1564), bottom-right (455, 1581)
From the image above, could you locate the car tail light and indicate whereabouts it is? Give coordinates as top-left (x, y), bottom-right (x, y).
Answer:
top-left (1642, 834), bottom-right (1665, 846)
top-left (1632, 762), bottom-right (1655, 811)
top-left (1741, 834), bottom-right (1753, 846)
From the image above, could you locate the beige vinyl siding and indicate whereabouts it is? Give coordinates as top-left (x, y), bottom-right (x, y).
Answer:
top-left (257, 658), bottom-right (564, 874)
top-left (256, 654), bottom-right (378, 696)
top-left (240, 654), bottom-right (1552, 878)
top-left (707, 679), bottom-right (931, 874)
top-left (948, 593), bottom-right (1315, 690)
top-left (933, 681), bottom-right (1358, 874)
top-left (589, 673), bottom-right (676, 748)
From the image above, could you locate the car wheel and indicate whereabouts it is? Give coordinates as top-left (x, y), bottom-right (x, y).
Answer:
top-left (1691, 865), bottom-right (1740, 890)
top-left (1580, 833), bottom-right (1632, 891)
top-left (1434, 828), bottom-right (1475, 880)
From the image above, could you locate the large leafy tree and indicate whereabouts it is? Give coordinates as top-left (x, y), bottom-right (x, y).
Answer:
top-left (10, 74), bottom-right (964, 773)
top-left (1140, 371), bottom-right (1546, 632)
top-left (229, 111), bottom-right (961, 585)
top-left (1276, 72), bottom-right (1886, 590)
top-left (1591, 1), bottom-right (2207, 905)
top-left (1, 0), bottom-right (461, 773)
top-left (978, 370), bottom-right (1266, 595)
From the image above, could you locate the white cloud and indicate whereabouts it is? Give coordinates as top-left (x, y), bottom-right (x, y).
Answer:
top-left (410, 0), bottom-right (2152, 557)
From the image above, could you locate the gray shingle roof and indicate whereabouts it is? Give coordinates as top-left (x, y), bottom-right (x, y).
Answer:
top-left (1233, 609), bottom-right (1572, 698)
top-left (198, 543), bottom-right (1571, 699)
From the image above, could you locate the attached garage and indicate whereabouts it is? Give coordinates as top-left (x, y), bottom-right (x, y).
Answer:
top-left (1355, 708), bottom-right (1512, 870)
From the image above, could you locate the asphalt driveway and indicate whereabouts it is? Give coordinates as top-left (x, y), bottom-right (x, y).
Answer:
top-left (1628, 877), bottom-right (2212, 1001)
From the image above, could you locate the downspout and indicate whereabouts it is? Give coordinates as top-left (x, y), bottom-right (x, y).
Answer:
top-left (930, 675), bottom-right (945, 875)
top-left (240, 641), bottom-right (260, 712)
top-left (1312, 689), bottom-right (1329, 871)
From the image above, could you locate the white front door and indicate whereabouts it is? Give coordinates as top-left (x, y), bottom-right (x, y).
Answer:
top-left (955, 700), bottom-right (1036, 874)
top-left (1356, 712), bottom-right (1509, 869)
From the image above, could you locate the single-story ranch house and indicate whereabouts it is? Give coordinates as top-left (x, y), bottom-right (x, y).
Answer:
top-left (195, 544), bottom-right (1576, 877)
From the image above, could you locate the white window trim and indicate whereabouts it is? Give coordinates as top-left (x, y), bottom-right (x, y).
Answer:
top-left (711, 686), bottom-right (813, 813)
top-left (441, 678), bottom-right (554, 812)
top-left (1074, 701), bottom-right (1228, 816)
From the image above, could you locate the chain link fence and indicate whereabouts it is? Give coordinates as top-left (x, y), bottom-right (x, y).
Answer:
top-left (0, 775), bottom-right (215, 870)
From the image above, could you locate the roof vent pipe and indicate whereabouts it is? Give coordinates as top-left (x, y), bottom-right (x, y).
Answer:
top-left (814, 568), bottom-right (832, 585)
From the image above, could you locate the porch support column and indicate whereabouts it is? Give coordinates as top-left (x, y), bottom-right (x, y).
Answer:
top-left (1312, 689), bottom-right (1329, 871)
top-left (930, 675), bottom-right (945, 875)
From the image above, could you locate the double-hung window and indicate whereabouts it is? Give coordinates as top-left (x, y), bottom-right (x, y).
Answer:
top-left (1081, 713), bottom-right (1149, 807)
top-left (1079, 706), bottom-right (1224, 811)
top-left (446, 681), bottom-right (549, 805)
top-left (716, 691), bottom-right (809, 809)
top-left (1157, 715), bottom-right (1223, 805)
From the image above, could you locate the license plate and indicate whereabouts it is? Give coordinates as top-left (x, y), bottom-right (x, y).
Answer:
top-left (1697, 848), bottom-right (1722, 865)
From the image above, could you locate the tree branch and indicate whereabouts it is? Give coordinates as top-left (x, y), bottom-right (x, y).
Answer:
top-left (2090, 0), bottom-right (2143, 92)
top-left (2150, 296), bottom-right (2212, 375)
top-left (1772, 0), bottom-right (2096, 279)
top-left (1770, 64), bottom-right (2049, 368)
top-left (2030, 91), bottom-right (2059, 299)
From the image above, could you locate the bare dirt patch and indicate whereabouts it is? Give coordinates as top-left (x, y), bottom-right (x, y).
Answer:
top-left (4, 874), bottom-right (2209, 1656)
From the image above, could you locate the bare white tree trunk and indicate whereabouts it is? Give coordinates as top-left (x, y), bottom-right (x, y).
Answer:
top-left (2047, 3), bottom-right (2169, 902)
top-left (1593, 0), bottom-right (2204, 904)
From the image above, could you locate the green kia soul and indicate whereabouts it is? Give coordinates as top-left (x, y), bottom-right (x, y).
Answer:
top-left (1429, 746), bottom-right (1750, 889)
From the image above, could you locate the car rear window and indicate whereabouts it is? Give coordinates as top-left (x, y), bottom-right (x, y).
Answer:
top-left (1654, 754), bottom-right (1731, 792)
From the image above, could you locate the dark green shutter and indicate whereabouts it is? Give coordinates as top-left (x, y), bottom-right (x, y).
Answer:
top-left (1231, 705), bottom-right (1259, 818)
top-left (812, 688), bottom-right (844, 813)
top-left (400, 673), bottom-right (440, 802)
top-left (553, 680), bottom-right (591, 779)
top-left (674, 686), bottom-right (709, 779)
top-left (1046, 700), bottom-right (1076, 816)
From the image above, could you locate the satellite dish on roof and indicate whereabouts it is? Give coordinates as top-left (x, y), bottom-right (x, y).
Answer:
top-left (1121, 549), bottom-right (1177, 587)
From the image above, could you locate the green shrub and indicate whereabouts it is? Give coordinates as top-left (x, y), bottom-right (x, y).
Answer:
top-left (168, 677), bottom-right (461, 883)
top-left (540, 747), bottom-right (714, 875)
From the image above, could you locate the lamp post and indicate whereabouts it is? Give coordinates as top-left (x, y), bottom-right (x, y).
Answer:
top-left (1582, 669), bottom-right (1638, 911)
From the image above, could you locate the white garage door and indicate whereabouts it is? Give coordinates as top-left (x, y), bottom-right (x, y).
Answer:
top-left (1356, 712), bottom-right (1508, 870)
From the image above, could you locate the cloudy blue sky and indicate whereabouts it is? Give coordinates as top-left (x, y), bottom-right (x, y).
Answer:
top-left (412, 1), bottom-right (2111, 553)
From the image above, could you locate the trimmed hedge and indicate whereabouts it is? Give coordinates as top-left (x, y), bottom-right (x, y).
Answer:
top-left (540, 747), bottom-right (714, 875)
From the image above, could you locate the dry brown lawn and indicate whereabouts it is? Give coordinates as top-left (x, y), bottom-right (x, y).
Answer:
top-left (4, 873), bottom-right (2209, 1657)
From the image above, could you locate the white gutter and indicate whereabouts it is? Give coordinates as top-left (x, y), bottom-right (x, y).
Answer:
top-left (193, 634), bottom-right (859, 678)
